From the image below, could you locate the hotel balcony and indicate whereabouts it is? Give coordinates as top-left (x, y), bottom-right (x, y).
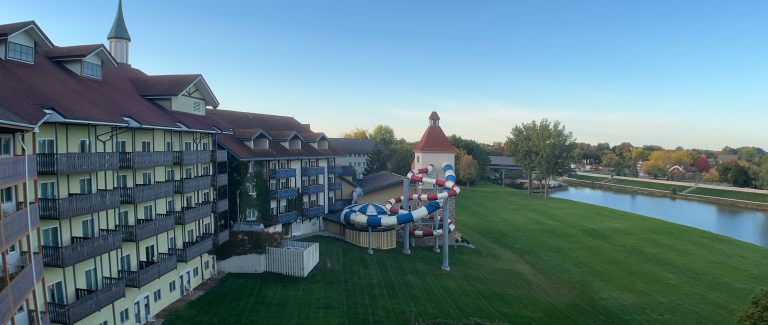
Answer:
top-left (269, 188), bottom-right (298, 200)
top-left (272, 211), bottom-right (299, 224)
top-left (303, 206), bottom-right (325, 218)
top-left (118, 181), bottom-right (174, 204)
top-left (212, 150), bottom-right (227, 162)
top-left (302, 184), bottom-right (324, 195)
top-left (118, 151), bottom-right (173, 169)
top-left (213, 228), bottom-right (230, 246)
top-left (119, 253), bottom-right (177, 288)
top-left (37, 152), bottom-right (118, 175)
top-left (214, 199), bottom-right (228, 213)
top-left (47, 277), bottom-right (126, 325)
top-left (328, 166), bottom-right (342, 175)
top-left (0, 253), bottom-right (44, 325)
top-left (328, 201), bottom-right (348, 213)
top-left (170, 235), bottom-right (213, 263)
top-left (212, 173), bottom-right (228, 187)
top-left (269, 168), bottom-right (297, 179)
top-left (41, 229), bottom-right (122, 268)
top-left (173, 151), bottom-right (211, 165)
top-left (1, 203), bottom-right (39, 252)
top-left (39, 190), bottom-right (120, 220)
top-left (328, 182), bottom-right (342, 191)
top-left (301, 166), bottom-right (325, 176)
top-left (174, 176), bottom-right (212, 194)
top-left (168, 202), bottom-right (213, 225)
top-left (0, 155), bottom-right (36, 187)
top-left (117, 214), bottom-right (175, 242)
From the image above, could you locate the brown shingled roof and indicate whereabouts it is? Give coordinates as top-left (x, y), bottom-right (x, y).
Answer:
top-left (414, 125), bottom-right (458, 153)
top-left (46, 44), bottom-right (105, 60)
top-left (133, 74), bottom-right (201, 97)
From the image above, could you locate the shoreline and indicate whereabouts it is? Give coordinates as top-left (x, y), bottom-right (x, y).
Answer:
top-left (561, 178), bottom-right (768, 211)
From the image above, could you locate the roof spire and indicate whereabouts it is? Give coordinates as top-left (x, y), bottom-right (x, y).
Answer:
top-left (108, 0), bottom-right (131, 41)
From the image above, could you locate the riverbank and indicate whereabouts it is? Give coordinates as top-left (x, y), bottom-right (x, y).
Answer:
top-left (165, 182), bottom-right (768, 324)
top-left (562, 177), bottom-right (768, 211)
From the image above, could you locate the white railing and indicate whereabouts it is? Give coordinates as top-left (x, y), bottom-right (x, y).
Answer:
top-left (265, 241), bottom-right (319, 277)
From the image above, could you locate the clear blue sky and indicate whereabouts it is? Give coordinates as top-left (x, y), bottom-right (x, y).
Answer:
top-left (3, 0), bottom-right (767, 150)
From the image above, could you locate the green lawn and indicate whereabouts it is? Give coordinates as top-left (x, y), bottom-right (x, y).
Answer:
top-left (567, 173), bottom-right (610, 182)
top-left (607, 178), bottom-right (691, 192)
top-left (687, 187), bottom-right (768, 204)
top-left (166, 182), bottom-right (768, 324)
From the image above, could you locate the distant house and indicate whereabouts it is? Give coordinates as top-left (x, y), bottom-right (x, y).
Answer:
top-left (717, 155), bottom-right (738, 165)
top-left (488, 156), bottom-right (523, 181)
top-left (329, 138), bottom-right (381, 179)
top-left (668, 165), bottom-right (698, 181)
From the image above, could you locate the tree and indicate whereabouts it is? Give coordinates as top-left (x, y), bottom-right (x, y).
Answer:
top-left (738, 147), bottom-right (760, 164)
top-left (369, 124), bottom-right (396, 147)
top-left (718, 161), bottom-right (753, 188)
top-left (738, 289), bottom-right (768, 325)
top-left (601, 152), bottom-right (618, 168)
top-left (449, 135), bottom-right (491, 179)
top-left (342, 127), bottom-right (369, 139)
top-left (641, 160), bottom-right (667, 179)
top-left (506, 121), bottom-right (538, 196)
top-left (694, 156), bottom-right (711, 173)
top-left (532, 119), bottom-right (575, 197)
top-left (701, 170), bottom-right (720, 184)
top-left (363, 145), bottom-right (388, 176)
top-left (456, 153), bottom-right (479, 186)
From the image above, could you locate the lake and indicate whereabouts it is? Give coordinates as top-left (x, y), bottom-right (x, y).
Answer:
top-left (550, 186), bottom-right (768, 247)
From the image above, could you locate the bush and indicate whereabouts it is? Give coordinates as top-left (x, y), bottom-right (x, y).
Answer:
top-left (214, 231), bottom-right (283, 260)
top-left (738, 288), bottom-right (768, 325)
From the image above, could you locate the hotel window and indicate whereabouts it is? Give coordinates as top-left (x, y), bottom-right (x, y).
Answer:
top-left (203, 191), bottom-right (210, 202)
top-left (143, 204), bottom-right (154, 219)
top-left (42, 226), bottom-right (60, 246)
top-left (165, 141), bottom-right (173, 151)
top-left (204, 222), bottom-right (211, 234)
top-left (79, 139), bottom-right (91, 153)
top-left (185, 196), bottom-right (193, 207)
top-left (202, 141), bottom-right (209, 150)
top-left (8, 42), bottom-right (34, 63)
top-left (120, 254), bottom-right (132, 271)
top-left (193, 267), bottom-right (199, 277)
top-left (166, 169), bottom-right (175, 181)
top-left (184, 141), bottom-right (192, 151)
top-left (79, 177), bottom-right (93, 194)
top-left (120, 308), bottom-right (130, 324)
top-left (82, 61), bottom-right (102, 79)
top-left (0, 135), bottom-right (11, 156)
top-left (38, 139), bottom-right (55, 153)
top-left (141, 141), bottom-right (151, 152)
top-left (204, 260), bottom-right (210, 271)
top-left (117, 210), bottom-right (129, 225)
top-left (185, 167), bottom-right (193, 178)
top-left (167, 199), bottom-right (176, 212)
top-left (47, 281), bottom-right (65, 304)
top-left (153, 289), bottom-right (162, 302)
top-left (142, 171), bottom-right (153, 185)
top-left (82, 218), bottom-right (95, 238)
top-left (202, 165), bottom-right (210, 176)
top-left (116, 140), bottom-right (127, 152)
top-left (40, 181), bottom-right (56, 198)
top-left (145, 244), bottom-right (156, 262)
top-left (169, 281), bottom-right (176, 293)
top-left (84, 267), bottom-right (98, 290)
top-left (168, 235), bottom-right (176, 249)
top-left (116, 174), bottom-right (127, 188)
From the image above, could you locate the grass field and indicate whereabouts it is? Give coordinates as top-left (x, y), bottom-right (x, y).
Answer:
top-left (606, 178), bottom-right (691, 192)
top-left (688, 187), bottom-right (768, 204)
top-left (166, 183), bottom-right (768, 324)
top-left (567, 173), bottom-right (610, 182)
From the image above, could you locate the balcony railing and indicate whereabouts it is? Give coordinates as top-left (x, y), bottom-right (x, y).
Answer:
top-left (39, 190), bottom-right (120, 220)
top-left (213, 228), bottom-right (230, 246)
top-left (173, 151), bottom-right (211, 165)
top-left (302, 166), bottom-right (325, 176)
top-left (0, 253), bottom-right (43, 325)
top-left (37, 152), bottom-right (118, 175)
top-left (41, 229), bottom-right (122, 267)
top-left (1, 203), bottom-right (39, 252)
top-left (328, 182), bottom-right (342, 191)
top-left (118, 182), bottom-right (174, 204)
top-left (272, 211), bottom-right (299, 224)
top-left (168, 202), bottom-right (213, 225)
top-left (48, 277), bottom-right (126, 325)
top-left (212, 173), bottom-right (228, 187)
top-left (212, 150), bottom-right (227, 162)
top-left (118, 151), bottom-right (173, 169)
top-left (328, 166), bottom-right (341, 175)
top-left (303, 205), bottom-right (325, 218)
top-left (302, 184), bottom-right (324, 194)
top-left (170, 235), bottom-right (213, 263)
top-left (214, 199), bottom-right (228, 213)
top-left (269, 168), bottom-right (297, 179)
top-left (174, 176), bottom-right (212, 194)
top-left (328, 201), bottom-right (348, 213)
top-left (117, 215), bottom-right (175, 242)
top-left (269, 188), bottom-right (298, 200)
top-left (119, 253), bottom-right (177, 288)
top-left (0, 155), bottom-right (36, 187)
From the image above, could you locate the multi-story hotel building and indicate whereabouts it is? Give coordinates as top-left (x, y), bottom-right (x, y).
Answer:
top-left (0, 2), bottom-right (230, 324)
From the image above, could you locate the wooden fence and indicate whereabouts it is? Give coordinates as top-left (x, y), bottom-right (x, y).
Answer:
top-left (266, 241), bottom-right (319, 277)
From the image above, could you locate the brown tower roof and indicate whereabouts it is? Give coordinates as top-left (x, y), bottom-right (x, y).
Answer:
top-left (414, 111), bottom-right (458, 153)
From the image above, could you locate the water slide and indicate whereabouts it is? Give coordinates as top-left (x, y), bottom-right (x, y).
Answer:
top-left (340, 162), bottom-right (460, 237)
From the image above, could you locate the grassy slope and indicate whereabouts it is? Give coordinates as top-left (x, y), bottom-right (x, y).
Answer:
top-left (688, 187), bottom-right (768, 204)
top-left (606, 178), bottom-right (690, 192)
top-left (166, 183), bottom-right (768, 324)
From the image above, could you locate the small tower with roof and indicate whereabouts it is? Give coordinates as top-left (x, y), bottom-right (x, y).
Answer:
top-left (413, 111), bottom-right (458, 184)
top-left (107, 0), bottom-right (131, 64)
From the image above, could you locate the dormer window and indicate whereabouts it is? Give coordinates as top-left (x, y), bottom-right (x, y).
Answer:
top-left (8, 42), bottom-right (34, 63)
top-left (82, 61), bottom-right (102, 79)
top-left (289, 138), bottom-right (301, 150)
